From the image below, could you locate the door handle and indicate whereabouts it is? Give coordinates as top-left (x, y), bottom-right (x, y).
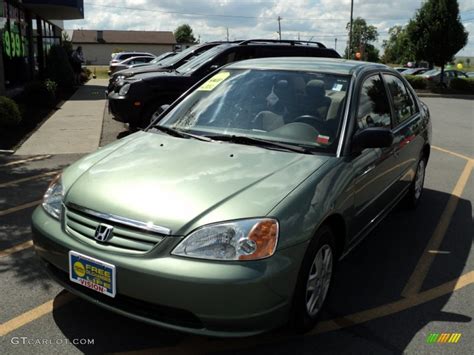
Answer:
top-left (361, 164), bottom-right (376, 176)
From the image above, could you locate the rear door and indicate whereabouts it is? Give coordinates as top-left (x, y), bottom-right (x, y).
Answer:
top-left (382, 73), bottom-right (423, 195)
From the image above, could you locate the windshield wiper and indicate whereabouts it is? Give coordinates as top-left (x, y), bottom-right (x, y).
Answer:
top-left (207, 135), bottom-right (313, 154)
top-left (151, 125), bottom-right (212, 142)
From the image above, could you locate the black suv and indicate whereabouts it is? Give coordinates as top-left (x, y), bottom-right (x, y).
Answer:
top-left (107, 41), bottom-right (226, 94)
top-left (108, 39), bottom-right (341, 128)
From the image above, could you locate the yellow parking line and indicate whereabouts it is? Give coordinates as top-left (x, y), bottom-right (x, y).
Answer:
top-left (0, 171), bottom-right (59, 188)
top-left (312, 270), bottom-right (474, 334)
top-left (0, 292), bottom-right (75, 336)
top-left (0, 200), bottom-right (42, 217)
top-left (402, 159), bottom-right (474, 297)
top-left (432, 146), bottom-right (473, 162)
top-left (0, 155), bottom-right (51, 168)
top-left (0, 240), bottom-right (33, 257)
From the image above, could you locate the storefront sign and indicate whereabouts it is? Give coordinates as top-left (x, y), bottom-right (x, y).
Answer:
top-left (3, 24), bottom-right (25, 58)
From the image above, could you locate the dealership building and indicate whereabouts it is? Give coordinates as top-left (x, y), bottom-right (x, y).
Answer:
top-left (0, 0), bottom-right (84, 95)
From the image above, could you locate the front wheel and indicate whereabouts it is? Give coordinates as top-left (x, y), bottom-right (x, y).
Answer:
top-left (290, 225), bottom-right (335, 332)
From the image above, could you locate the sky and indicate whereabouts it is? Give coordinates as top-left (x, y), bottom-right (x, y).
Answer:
top-left (67, 0), bottom-right (474, 57)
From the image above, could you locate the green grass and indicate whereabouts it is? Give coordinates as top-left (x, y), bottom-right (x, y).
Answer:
top-left (85, 66), bottom-right (109, 79)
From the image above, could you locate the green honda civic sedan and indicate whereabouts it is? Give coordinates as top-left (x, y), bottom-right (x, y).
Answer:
top-left (32, 57), bottom-right (431, 337)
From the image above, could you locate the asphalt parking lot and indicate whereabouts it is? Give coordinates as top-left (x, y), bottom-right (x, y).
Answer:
top-left (0, 97), bottom-right (473, 354)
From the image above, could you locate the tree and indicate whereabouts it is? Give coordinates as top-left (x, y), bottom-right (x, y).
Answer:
top-left (45, 45), bottom-right (74, 88)
top-left (382, 26), bottom-right (414, 65)
top-left (407, 0), bottom-right (468, 84)
top-left (174, 24), bottom-right (196, 44)
top-left (345, 17), bottom-right (379, 62)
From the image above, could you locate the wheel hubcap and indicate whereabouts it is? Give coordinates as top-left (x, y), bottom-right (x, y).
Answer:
top-left (414, 160), bottom-right (425, 200)
top-left (305, 244), bottom-right (333, 317)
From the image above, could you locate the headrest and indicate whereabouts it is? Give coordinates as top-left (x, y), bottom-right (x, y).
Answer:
top-left (274, 80), bottom-right (289, 95)
top-left (306, 79), bottom-right (325, 98)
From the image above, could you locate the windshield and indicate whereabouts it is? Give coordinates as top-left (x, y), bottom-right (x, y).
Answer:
top-left (155, 45), bottom-right (202, 67)
top-left (156, 69), bottom-right (351, 153)
top-left (176, 44), bottom-right (230, 74)
top-left (150, 52), bottom-right (173, 64)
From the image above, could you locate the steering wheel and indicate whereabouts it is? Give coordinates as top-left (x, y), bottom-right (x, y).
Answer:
top-left (293, 114), bottom-right (326, 132)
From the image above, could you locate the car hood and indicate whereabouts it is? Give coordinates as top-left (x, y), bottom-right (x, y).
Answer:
top-left (64, 132), bottom-right (330, 235)
top-left (129, 70), bottom-right (183, 81)
top-left (115, 64), bottom-right (172, 78)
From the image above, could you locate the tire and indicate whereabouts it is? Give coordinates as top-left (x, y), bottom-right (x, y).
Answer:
top-left (404, 155), bottom-right (427, 208)
top-left (142, 99), bottom-right (172, 128)
top-left (290, 225), bottom-right (336, 332)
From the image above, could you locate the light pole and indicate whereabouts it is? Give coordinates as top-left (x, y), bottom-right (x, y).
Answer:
top-left (348, 0), bottom-right (354, 59)
top-left (277, 16), bottom-right (282, 40)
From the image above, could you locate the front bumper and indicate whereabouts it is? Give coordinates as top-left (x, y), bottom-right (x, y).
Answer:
top-left (107, 92), bottom-right (142, 125)
top-left (32, 207), bottom-right (306, 337)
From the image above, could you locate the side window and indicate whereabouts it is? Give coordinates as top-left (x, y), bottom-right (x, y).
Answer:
top-left (356, 74), bottom-right (392, 131)
top-left (383, 74), bottom-right (417, 125)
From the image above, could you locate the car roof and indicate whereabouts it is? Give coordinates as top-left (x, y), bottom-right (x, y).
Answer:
top-left (226, 57), bottom-right (388, 75)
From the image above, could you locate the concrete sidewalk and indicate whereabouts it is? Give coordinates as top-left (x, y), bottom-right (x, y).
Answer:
top-left (15, 79), bottom-right (108, 155)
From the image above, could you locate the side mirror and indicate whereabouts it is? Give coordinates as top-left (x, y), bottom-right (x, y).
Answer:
top-left (352, 127), bottom-right (394, 152)
top-left (150, 104), bottom-right (171, 125)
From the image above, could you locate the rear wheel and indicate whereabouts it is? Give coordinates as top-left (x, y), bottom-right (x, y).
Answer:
top-left (404, 156), bottom-right (427, 208)
top-left (290, 225), bottom-right (335, 332)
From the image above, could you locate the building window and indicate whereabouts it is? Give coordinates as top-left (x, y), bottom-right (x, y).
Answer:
top-left (1, 0), bottom-right (30, 88)
top-left (1, 0), bottom-right (63, 88)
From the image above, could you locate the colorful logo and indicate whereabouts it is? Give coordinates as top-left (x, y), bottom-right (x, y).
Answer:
top-left (426, 333), bottom-right (462, 344)
top-left (73, 261), bottom-right (86, 277)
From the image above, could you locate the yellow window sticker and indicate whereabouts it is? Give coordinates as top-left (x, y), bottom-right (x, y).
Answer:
top-left (198, 71), bottom-right (231, 91)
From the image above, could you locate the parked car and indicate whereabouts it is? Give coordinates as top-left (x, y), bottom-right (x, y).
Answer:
top-left (128, 51), bottom-right (177, 69)
top-left (394, 67), bottom-right (407, 73)
top-left (32, 57), bottom-right (431, 336)
top-left (107, 42), bottom-right (226, 94)
top-left (466, 72), bottom-right (474, 78)
top-left (401, 68), bottom-right (428, 76)
top-left (421, 69), bottom-right (468, 86)
top-left (108, 39), bottom-right (341, 128)
top-left (109, 51), bottom-right (155, 65)
top-left (108, 56), bottom-right (156, 75)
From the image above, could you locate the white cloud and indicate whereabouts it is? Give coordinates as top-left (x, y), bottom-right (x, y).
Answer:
top-left (67, 0), bottom-right (474, 55)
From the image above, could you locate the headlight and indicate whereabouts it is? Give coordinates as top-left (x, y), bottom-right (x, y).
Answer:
top-left (119, 83), bottom-right (131, 96)
top-left (116, 76), bottom-right (125, 85)
top-left (42, 174), bottom-right (64, 220)
top-left (172, 218), bottom-right (279, 261)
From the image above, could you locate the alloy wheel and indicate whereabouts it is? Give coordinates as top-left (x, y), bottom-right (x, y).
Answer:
top-left (305, 244), bottom-right (333, 317)
top-left (414, 159), bottom-right (426, 200)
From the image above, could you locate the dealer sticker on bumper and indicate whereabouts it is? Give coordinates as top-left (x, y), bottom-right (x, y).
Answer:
top-left (69, 251), bottom-right (116, 298)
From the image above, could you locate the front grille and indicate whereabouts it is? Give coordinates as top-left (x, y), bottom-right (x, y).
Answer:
top-left (64, 205), bottom-right (165, 254)
top-left (45, 261), bottom-right (203, 329)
